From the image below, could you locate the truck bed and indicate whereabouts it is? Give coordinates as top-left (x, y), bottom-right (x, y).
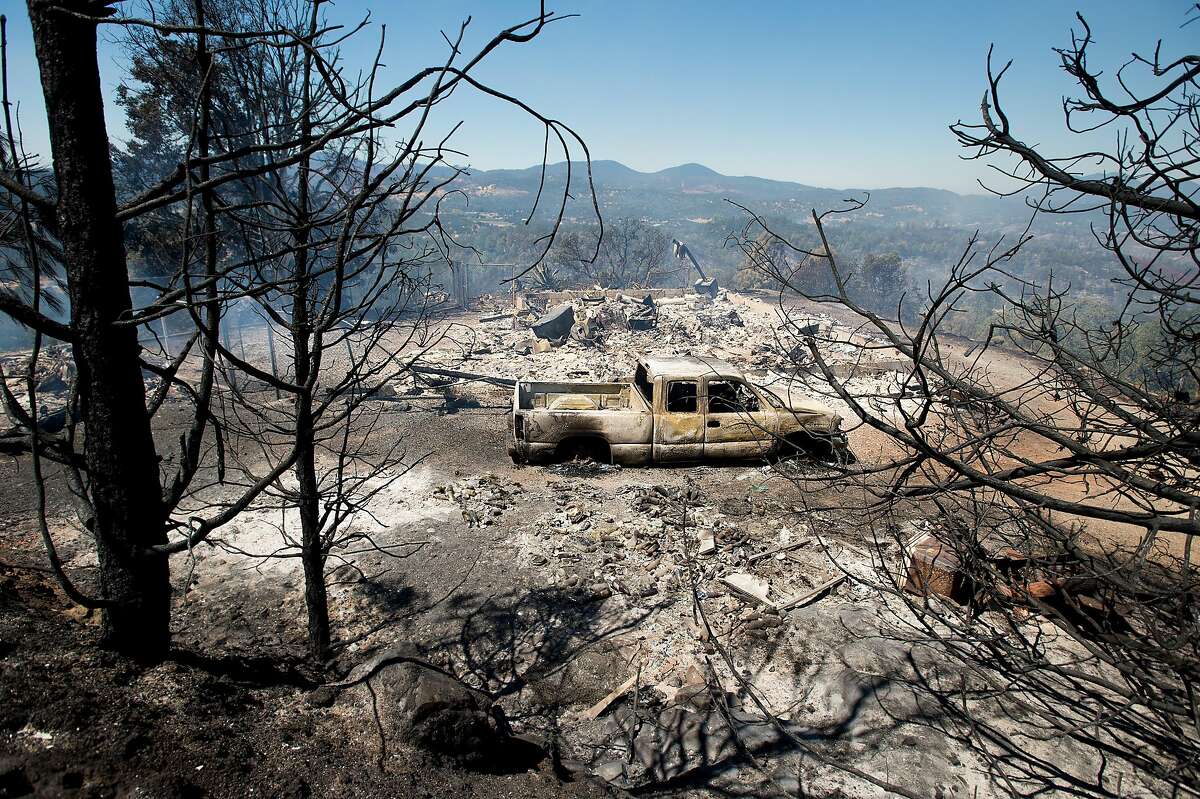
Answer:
top-left (516, 381), bottom-right (646, 412)
top-left (510, 380), bottom-right (653, 464)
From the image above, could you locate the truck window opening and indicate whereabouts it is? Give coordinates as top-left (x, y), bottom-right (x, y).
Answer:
top-left (634, 363), bottom-right (653, 404)
top-left (709, 380), bottom-right (759, 413)
top-left (666, 381), bottom-right (698, 413)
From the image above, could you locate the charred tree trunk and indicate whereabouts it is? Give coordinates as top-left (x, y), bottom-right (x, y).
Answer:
top-left (27, 0), bottom-right (169, 659)
top-left (292, 36), bottom-right (330, 661)
top-left (294, 396), bottom-right (330, 662)
top-left (292, 270), bottom-right (329, 661)
top-left (291, 250), bottom-right (328, 660)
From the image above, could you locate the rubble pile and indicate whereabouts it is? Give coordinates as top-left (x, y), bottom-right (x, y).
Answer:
top-left (0, 348), bottom-right (83, 431)
top-left (431, 473), bottom-right (523, 528)
top-left (484, 470), bottom-right (912, 790)
top-left (0, 348), bottom-right (74, 404)
top-left (423, 289), bottom-right (902, 396)
top-left (0, 345), bottom-right (185, 431)
top-left (515, 474), bottom-right (852, 668)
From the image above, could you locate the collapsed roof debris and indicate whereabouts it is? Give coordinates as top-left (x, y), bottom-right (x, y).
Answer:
top-left (421, 288), bottom-right (900, 396)
top-left (530, 303), bottom-right (575, 342)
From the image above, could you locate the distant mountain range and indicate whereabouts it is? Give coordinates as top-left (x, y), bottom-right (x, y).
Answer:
top-left (436, 159), bottom-right (1036, 230)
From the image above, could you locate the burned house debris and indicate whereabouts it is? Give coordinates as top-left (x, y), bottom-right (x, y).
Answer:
top-left (672, 238), bottom-right (719, 297)
top-left (529, 303), bottom-right (575, 343)
top-left (1, 277), bottom-right (1180, 798)
top-left (624, 294), bottom-right (658, 330)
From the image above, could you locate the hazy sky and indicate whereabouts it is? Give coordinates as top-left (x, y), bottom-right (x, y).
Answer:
top-left (4, 1), bottom-right (1193, 193)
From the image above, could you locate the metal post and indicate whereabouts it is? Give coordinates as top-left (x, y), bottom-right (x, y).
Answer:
top-left (221, 313), bottom-right (236, 391)
top-left (265, 317), bottom-right (281, 400)
top-left (159, 314), bottom-right (170, 357)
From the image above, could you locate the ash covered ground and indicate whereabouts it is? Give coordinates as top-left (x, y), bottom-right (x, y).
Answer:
top-left (0, 290), bottom-right (1162, 798)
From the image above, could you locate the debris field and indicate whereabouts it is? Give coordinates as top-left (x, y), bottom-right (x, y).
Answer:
top-left (0, 289), bottom-right (1164, 798)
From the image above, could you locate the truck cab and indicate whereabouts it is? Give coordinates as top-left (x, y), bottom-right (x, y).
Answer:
top-left (633, 356), bottom-right (780, 461)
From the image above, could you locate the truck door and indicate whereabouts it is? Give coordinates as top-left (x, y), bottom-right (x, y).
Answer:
top-left (652, 377), bottom-right (704, 460)
top-left (702, 378), bottom-right (777, 458)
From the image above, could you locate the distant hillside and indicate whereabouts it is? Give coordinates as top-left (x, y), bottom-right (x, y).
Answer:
top-left (436, 159), bottom-right (1035, 230)
top-left (434, 159), bottom-right (1123, 306)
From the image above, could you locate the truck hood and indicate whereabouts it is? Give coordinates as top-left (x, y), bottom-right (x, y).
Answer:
top-left (759, 385), bottom-right (841, 428)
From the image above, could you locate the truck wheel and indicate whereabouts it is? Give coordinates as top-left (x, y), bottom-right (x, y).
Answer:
top-left (556, 438), bottom-right (611, 465)
top-left (777, 433), bottom-right (853, 465)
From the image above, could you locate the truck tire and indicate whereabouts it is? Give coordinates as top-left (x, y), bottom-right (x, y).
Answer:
top-left (777, 432), bottom-right (854, 465)
top-left (555, 437), bottom-right (612, 465)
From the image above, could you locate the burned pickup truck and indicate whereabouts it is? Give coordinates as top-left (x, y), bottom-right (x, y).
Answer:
top-left (508, 355), bottom-right (846, 465)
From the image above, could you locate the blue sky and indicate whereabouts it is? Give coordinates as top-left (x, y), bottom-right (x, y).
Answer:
top-left (4, 1), bottom-right (1193, 193)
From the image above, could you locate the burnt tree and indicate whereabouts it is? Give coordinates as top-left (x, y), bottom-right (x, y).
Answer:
top-left (22, 0), bottom-right (170, 658)
top-left (733, 12), bottom-right (1200, 796)
top-left (112, 0), bottom-right (592, 662)
top-left (1, 0), bottom-right (592, 662)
